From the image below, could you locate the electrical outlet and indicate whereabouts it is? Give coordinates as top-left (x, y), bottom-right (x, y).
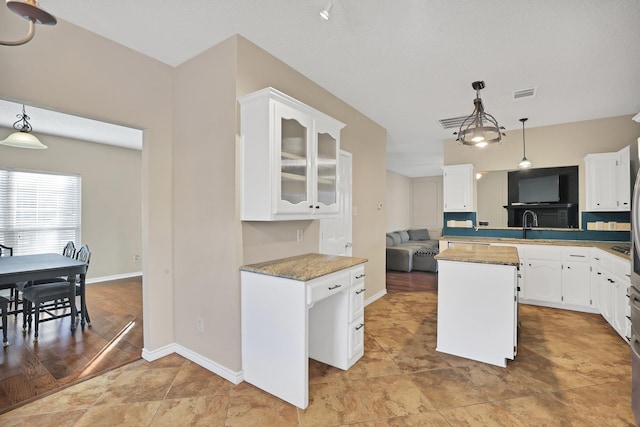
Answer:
top-left (296, 229), bottom-right (303, 242)
top-left (196, 317), bottom-right (204, 333)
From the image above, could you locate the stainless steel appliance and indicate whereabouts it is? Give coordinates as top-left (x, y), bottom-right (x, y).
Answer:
top-left (630, 137), bottom-right (640, 425)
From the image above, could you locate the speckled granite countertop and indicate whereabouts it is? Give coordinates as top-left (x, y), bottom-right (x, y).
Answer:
top-left (435, 244), bottom-right (519, 266)
top-left (240, 253), bottom-right (368, 282)
top-left (441, 236), bottom-right (630, 260)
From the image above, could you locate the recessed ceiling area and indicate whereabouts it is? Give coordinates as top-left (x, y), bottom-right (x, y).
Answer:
top-left (19, 0), bottom-right (640, 176)
top-left (0, 99), bottom-right (142, 150)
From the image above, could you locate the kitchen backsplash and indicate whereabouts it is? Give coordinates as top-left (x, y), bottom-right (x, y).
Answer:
top-left (443, 211), bottom-right (630, 242)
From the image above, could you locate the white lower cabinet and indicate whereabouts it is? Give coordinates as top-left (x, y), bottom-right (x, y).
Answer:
top-left (561, 246), bottom-right (592, 308)
top-left (346, 266), bottom-right (366, 364)
top-left (522, 245), bottom-right (563, 303)
top-left (612, 256), bottom-right (631, 341)
top-left (490, 242), bottom-right (629, 342)
top-left (512, 244), bottom-right (597, 312)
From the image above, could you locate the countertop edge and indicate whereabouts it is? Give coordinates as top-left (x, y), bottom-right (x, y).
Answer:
top-left (440, 236), bottom-right (630, 260)
top-left (241, 253), bottom-right (368, 282)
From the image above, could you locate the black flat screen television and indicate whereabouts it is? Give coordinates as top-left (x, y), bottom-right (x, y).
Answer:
top-left (518, 175), bottom-right (560, 203)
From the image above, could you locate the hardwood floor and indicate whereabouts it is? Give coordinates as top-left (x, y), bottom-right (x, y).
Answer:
top-left (386, 270), bottom-right (438, 292)
top-left (0, 277), bottom-right (143, 415)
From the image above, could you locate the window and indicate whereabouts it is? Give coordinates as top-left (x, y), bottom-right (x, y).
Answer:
top-left (0, 169), bottom-right (81, 255)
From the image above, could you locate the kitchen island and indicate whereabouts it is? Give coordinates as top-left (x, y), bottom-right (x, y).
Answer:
top-left (241, 253), bottom-right (367, 409)
top-left (435, 244), bottom-right (519, 367)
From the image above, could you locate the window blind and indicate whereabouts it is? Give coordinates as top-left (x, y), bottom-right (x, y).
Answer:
top-left (0, 169), bottom-right (81, 255)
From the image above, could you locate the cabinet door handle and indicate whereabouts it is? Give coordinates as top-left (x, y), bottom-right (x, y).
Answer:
top-left (328, 284), bottom-right (342, 290)
top-left (355, 274), bottom-right (365, 279)
top-left (309, 205), bottom-right (314, 209)
top-left (569, 254), bottom-right (585, 258)
top-left (356, 288), bottom-right (366, 295)
top-left (315, 205), bottom-right (320, 209)
top-left (355, 323), bottom-right (364, 331)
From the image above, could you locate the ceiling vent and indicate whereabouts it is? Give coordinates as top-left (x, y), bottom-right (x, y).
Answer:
top-left (513, 87), bottom-right (537, 100)
top-left (438, 115), bottom-right (469, 130)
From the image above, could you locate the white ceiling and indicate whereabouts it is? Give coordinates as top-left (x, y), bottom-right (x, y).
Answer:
top-left (8, 1), bottom-right (640, 176)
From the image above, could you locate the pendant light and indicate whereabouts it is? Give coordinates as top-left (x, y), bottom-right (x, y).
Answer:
top-left (454, 81), bottom-right (506, 148)
top-left (320, 1), bottom-right (333, 20)
top-left (518, 117), bottom-right (531, 169)
top-left (0, 105), bottom-right (47, 149)
top-left (0, 0), bottom-right (57, 46)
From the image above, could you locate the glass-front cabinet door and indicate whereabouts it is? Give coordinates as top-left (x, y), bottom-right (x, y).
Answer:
top-left (238, 87), bottom-right (345, 220)
top-left (315, 129), bottom-right (339, 213)
top-left (275, 103), bottom-right (313, 214)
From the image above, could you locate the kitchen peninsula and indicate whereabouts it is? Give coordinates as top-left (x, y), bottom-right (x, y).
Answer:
top-left (435, 244), bottom-right (519, 367)
top-left (241, 253), bottom-right (367, 409)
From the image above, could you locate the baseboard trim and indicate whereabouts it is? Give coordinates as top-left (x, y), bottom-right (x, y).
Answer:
top-left (365, 288), bottom-right (387, 307)
top-left (142, 344), bottom-right (243, 385)
top-left (87, 272), bottom-right (142, 285)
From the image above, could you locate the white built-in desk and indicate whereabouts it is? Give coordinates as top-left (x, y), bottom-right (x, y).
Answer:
top-left (240, 253), bottom-right (367, 408)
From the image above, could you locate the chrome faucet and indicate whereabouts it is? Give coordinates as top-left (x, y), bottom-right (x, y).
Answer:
top-left (522, 210), bottom-right (538, 229)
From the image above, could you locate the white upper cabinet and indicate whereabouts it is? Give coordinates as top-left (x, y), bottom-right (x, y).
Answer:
top-left (239, 88), bottom-right (345, 221)
top-left (617, 145), bottom-right (631, 210)
top-left (584, 146), bottom-right (630, 211)
top-left (443, 164), bottom-right (475, 212)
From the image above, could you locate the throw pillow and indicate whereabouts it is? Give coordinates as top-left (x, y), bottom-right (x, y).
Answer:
top-left (390, 232), bottom-right (402, 245)
top-left (408, 228), bottom-right (430, 241)
top-left (386, 235), bottom-right (395, 247)
top-left (399, 230), bottom-right (410, 243)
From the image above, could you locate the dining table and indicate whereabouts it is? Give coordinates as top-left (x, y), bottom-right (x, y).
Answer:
top-left (0, 253), bottom-right (89, 340)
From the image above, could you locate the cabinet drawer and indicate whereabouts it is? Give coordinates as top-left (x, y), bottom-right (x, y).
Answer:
top-left (351, 266), bottom-right (366, 284)
top-left (348, 317), bottom-right (365, 359)
top-left (591, 249), bottom-right (613, 271)
top-left (349, 285), bottom-right (366, 323)
top-left (562, 246), bottom-right (590, 262)
top-left (613, 256), bottom-right (631, 281)
top-left (307, 270), bottom-right (350, 305)
top-left (526, 245), bottom-right (562, 261)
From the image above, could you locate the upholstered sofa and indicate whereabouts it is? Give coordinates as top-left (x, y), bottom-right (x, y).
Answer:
top-left (386, 228), bottom-right (440, 272)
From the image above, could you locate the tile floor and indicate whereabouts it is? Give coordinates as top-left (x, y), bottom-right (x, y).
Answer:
top-left (0, 291), bottom-right (635, 426)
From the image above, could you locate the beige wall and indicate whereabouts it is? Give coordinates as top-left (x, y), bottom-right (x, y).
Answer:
top-left (1, 12), bottom-right (175, 351)
top-left (236, 36), bottom-right (388, 301)
top-left (412, 175), bottom-right (443, 234)
top-left (386, 170), bottom-right (412, 232)
top-left (0, 131), bottom-right (142, 278)
top-left (445, 116), bottom-right (640, 212)
top-left (386, 171), bottom-right (443, 235)
top-left (2, 16), bottom-right (387, 373)
top-left (172, 37), bottom-right (243, 369)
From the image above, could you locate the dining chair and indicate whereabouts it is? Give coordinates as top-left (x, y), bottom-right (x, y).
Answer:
top-left (0, 244), bottom-right (12, 257)
top-left (15, 241), bottom-right (78, 316)
top-left (74, 244), bottom-right (92, 326)
top-left (62, 241), bottom-right (76, 259)
top-left (22, 281), bottom-right (74, 341)
top-left (0, 294), bottom-right (8, 346)
top-left (1, 244), bottom-right (26, 318)
top-left (24, 244), bottom-right (92, 329)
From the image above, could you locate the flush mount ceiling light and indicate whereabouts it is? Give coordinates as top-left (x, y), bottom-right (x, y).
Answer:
top-left (0, 0), bottom-right (57, 46)
top-left (0, 105), bottom-right (47, 149)
top-left (320, 1), bottom-right (333, 20)
top-left (454, 81), bottom-right (506, 148)
top-left (518, 117), bottom-right (531, 169)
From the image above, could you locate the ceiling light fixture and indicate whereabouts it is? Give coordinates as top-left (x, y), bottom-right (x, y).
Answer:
top-left (454, 80), bottom-right (505, 148)
top-left (0, 0), bottom-right (57, 46)
top-left (518, 117), bottom-right (531, 169)
top-left (320, 1), bottom-right (333, 20)
top-left (0, 104), bottom-right (47, 149)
